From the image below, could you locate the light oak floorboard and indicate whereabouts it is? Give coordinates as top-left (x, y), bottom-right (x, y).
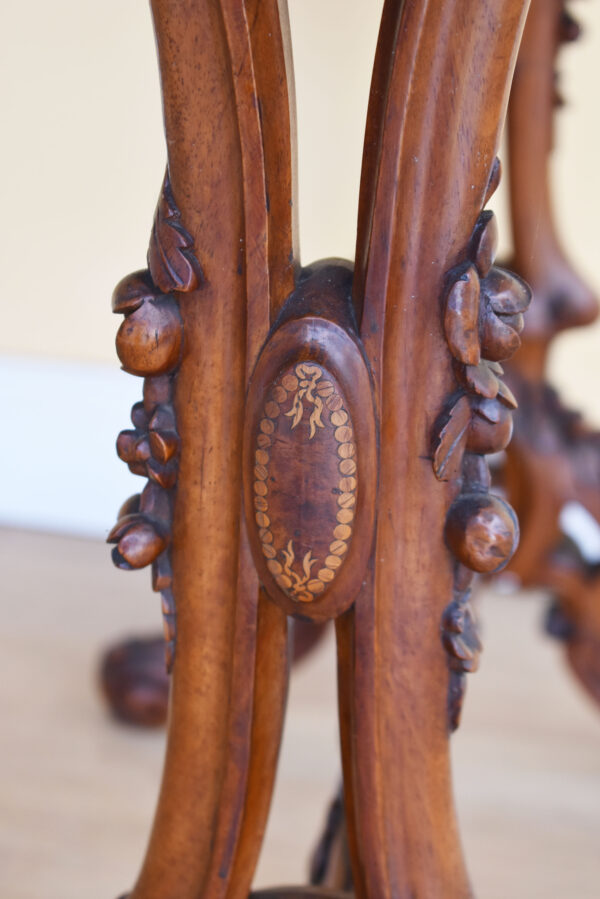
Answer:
top-left (0, 529), bottom-right (598, 898)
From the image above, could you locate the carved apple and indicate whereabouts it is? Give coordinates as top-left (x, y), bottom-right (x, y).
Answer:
top-left (445, 493), bottom-right (519, 573)
top-left (116, 295), bottom-right (183, 377)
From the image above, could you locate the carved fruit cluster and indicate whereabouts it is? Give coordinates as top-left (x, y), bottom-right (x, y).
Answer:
top-left (433, 192), bottom-right (531, 729)
top-left (108, 171), bottom-right (202, 671)
top-left (434, 208), bottom-right (530, 567)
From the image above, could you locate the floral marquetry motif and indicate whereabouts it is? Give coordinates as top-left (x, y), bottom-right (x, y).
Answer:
top-left (252, 362), bottom-right (358, 604)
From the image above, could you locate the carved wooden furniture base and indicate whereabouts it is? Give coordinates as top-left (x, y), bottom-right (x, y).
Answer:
top-left (106, 1), bottom-right (537, 896)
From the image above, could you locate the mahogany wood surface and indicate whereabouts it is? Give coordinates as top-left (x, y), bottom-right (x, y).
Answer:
top-left (108, 1), bottom-right (534, 896)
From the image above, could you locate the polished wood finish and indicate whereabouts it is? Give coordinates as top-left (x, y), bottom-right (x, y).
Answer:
top-left (108, 1), bottom-right (532, 895)
top-left (338, 3), bottom-right (529, 895)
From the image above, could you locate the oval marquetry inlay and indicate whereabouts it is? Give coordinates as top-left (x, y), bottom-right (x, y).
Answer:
top-left (252, 362), bottom-right (357, 603)
top-left (244, 309), bottom-right (377, 622)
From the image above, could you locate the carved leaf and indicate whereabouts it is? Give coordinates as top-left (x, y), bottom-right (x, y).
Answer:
top-left (496, 378), bottom-right (518, 409)
top-left (458, 361), bottom-right (499, 399)
top-left (112, 269), bottom-right (157, 314)
top-left (432, 395), bottom-right (472, 480)
top-left (148, 170), bottom-right (203, 293)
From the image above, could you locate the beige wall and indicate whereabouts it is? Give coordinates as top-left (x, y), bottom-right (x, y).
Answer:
top-left (2, 0), bottom-right (600, 421)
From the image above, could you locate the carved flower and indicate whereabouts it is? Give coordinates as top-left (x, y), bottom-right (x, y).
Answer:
top-left (116, 399), bottom-right (179, 489)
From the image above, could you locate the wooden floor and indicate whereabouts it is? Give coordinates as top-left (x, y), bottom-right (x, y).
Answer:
top-left (1, 528), bottom-right (599, 899)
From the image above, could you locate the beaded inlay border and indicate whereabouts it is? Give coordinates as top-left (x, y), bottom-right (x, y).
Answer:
top-left (253, 363), bottom-right (358, 603)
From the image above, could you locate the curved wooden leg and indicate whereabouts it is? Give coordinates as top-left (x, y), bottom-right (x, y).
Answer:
top-left (504, 0), bottom-right (600, 707)
top-left (337, 2), bottom-right (531, 896)
top-left (110, 1), bottom-right (298, 896)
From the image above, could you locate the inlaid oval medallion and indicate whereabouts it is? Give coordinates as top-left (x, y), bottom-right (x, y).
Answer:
top-left (244, 313), bottom-right (377, 621)
top-left (252, 362), bottom-right (357, 604)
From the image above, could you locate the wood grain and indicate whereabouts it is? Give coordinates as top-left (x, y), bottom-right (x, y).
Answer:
top-left (340, 1), bottom-right (531, 896)
top-left (123, 2), bottom-right (296, 896)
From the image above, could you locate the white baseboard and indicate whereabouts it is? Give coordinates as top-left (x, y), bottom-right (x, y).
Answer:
top-left (0, 356), bottom-right (143, 538)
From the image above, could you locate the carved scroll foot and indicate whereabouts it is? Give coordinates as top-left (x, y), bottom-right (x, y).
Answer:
top-left (99, 635), bottom-right (169, 727)
top-left (99, 620), bottom-right (328, 729)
